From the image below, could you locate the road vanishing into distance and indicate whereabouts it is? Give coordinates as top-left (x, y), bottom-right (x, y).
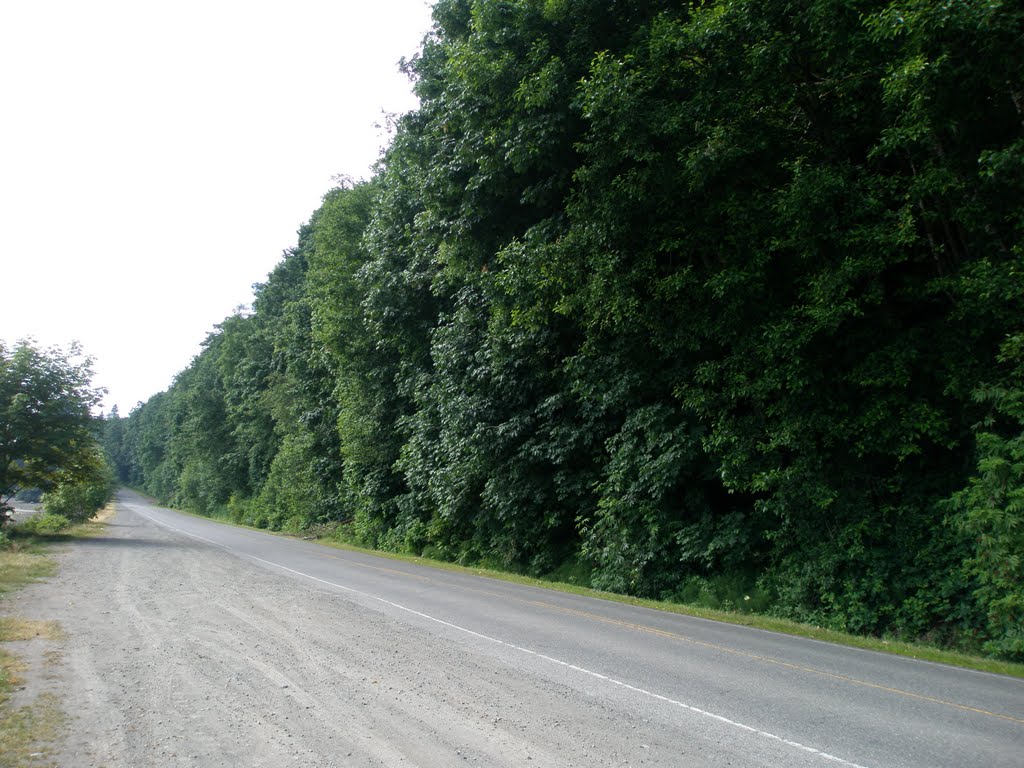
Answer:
top-left (31, 489), bottom-right (1024, 767)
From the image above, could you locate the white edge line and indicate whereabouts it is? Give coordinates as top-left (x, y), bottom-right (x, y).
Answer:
top-left (133, 507), bottom-right (873, 768)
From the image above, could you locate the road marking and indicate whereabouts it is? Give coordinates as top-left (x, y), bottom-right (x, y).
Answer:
top-left (447, 583), bottom-right (1024, 726)
top-left (133, 506), bottom-right (872, 768)
top-left (237, 529), bottom-right (1024, 726)
top-left (128, 502), bottom-right (1024, 726)
top-left (305, 548), bottom-right (432, 582)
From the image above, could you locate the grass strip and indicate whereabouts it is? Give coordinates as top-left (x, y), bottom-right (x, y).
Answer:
top-left (0, 552), bottom-right (55, 600)
top-left (0, 689), bottom-right (62, 768)
top-left (0, 620), bottom-right (62, 643)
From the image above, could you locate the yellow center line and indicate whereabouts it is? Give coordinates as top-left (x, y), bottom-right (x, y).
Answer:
top-left (230, 529), bottom-right (1022, 726)
top-left (306, 549), bottom-right (432, 582)
top-left (449, 582), bottom-right (1024, 726)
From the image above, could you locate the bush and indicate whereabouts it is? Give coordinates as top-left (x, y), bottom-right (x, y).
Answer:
top-left (42, 475), bottom-right (114, 522)
top-left (671, 573), bottom-right (773, 615)
top-left (542, 557), bottom-right (593, 587)
top-left (41, 446), bottom-right (116, 523)
top-left (225, 493), bottom-right (254, 524)
top-left (19, 512), bottom-right (71, 534)
top-left (176, 459), bottom-right (227, 517)
top-left (949, 334), bottom-right (1024, 660)
top-left (252, 434), bottom-right (321, 531)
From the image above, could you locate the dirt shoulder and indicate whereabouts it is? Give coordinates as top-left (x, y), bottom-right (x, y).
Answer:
top-left (1, 516), bottom-right (82, 767)
top-left (3, 502), bottom-right (618, 768)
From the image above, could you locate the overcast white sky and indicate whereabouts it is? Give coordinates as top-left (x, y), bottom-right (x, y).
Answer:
top-left (1, 0), bottom-right (435, 413)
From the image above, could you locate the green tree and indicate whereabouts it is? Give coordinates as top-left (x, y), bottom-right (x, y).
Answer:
top-left (41, 443), bottom-right (116, 523)
top-left (100, 405), bottom-right (132, 482)
top-left (108, 0), bottom-right (1024, 654)
top-left (307, 179), bottom-right (403, 540)
top-left (1, 340), bottom-right (106, 525)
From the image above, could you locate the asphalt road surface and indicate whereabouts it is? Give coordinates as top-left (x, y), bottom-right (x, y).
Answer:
top-left (18, 489), bottom-right (1024, 767)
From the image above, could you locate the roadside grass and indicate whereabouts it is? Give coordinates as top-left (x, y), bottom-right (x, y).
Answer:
top-left (0, 553), bottom-right (55, 600)
top-left (0, 689), bottom-right (62, 768)
top-left (138, 492), bottom-right (1024, 679)
top-left (0, 620), bottom-right (62, 643)
top-left (0, 507), bottom-right (112, 767)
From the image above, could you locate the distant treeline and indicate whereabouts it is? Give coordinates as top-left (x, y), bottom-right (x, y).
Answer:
top-left (102, 0), bottom-right (1023, 658)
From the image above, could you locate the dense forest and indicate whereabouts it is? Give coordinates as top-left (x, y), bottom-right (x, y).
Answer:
top-left (102, 0), bottom-right (1024, 659)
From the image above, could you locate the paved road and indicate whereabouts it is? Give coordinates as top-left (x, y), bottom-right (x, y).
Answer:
top-left (35, 489), bottom-right (1024, 766)
top-left (7, 501), bottom-right (41, 524)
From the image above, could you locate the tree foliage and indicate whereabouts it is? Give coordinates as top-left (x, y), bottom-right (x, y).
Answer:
top-left (1, 340), bottom-right (111, 526)
top-left (105, 0), bottom-right (1024, 658)
top-left (41, 443), bottom-right (116, 523)
top-left (950, 334), bottom-right (1024, 659)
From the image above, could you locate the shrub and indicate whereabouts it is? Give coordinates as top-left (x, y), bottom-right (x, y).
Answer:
top-left (42, 476), bottom-right (114, 522)
top-left (20, 513), bottom-right (71, 534)
top-left (949, 334), bottom-right (1024, 660)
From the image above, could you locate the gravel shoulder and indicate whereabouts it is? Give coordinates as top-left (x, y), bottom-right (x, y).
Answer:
top-left (6, 501), bottom-right (770, 768)
top-left (8, 493), bottom-right (1022, 768)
